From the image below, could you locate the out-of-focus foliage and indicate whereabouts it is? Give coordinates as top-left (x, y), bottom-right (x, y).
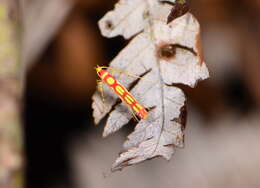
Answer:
top-left (0, 1), bottom-right (23, 187)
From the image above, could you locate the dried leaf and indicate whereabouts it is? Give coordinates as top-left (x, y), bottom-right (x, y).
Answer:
top-left (92, 0), bottom-right (209, 171)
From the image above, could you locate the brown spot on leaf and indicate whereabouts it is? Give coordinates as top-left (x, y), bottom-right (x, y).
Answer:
top-left (157, 44), bottom-right (177, 59)
top-left (157, 43), bottom-right (197, 61)
top-left (105, 20), bottom-right (114, 30)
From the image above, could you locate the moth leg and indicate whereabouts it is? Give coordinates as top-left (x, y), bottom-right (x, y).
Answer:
top-left (97, 80), bottom-right (105, 103)
top-left (108, 67), bottom-right (159, 86)
top-left (108, 67), bottom-right (142, 79)
top-left (126, 105), bottom-right (139, 122)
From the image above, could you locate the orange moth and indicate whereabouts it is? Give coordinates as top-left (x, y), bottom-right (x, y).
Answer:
top-left (96, 66), bottom-right (148, 120)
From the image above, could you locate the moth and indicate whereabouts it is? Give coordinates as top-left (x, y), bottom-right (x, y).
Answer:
top-left (96, 66), bottom-right (149, 120)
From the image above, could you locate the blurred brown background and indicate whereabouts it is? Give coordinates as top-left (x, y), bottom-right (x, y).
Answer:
top-left (24, 0), bottom-right (260, 188)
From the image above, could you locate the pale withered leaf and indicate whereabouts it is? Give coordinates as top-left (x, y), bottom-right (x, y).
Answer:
top-left (98, 0), bottom-right (174, 39)
top-left (92, 0), bottom-right (209, 171)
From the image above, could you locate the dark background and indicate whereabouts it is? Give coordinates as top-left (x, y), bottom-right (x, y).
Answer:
top-left (24, 0), bottom-right (260, 187)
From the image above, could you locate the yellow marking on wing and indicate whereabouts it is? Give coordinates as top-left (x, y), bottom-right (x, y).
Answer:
top-left (133, 106), bottom-right (140, 113)
top-left (107, 77), bottom-right (115, 85)
top-left (125, 94), bottom-right (135, 105)
top-left (136, 103), bottom-right (143, 110)
top-left (115, 85), bottom-right (125, 95)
